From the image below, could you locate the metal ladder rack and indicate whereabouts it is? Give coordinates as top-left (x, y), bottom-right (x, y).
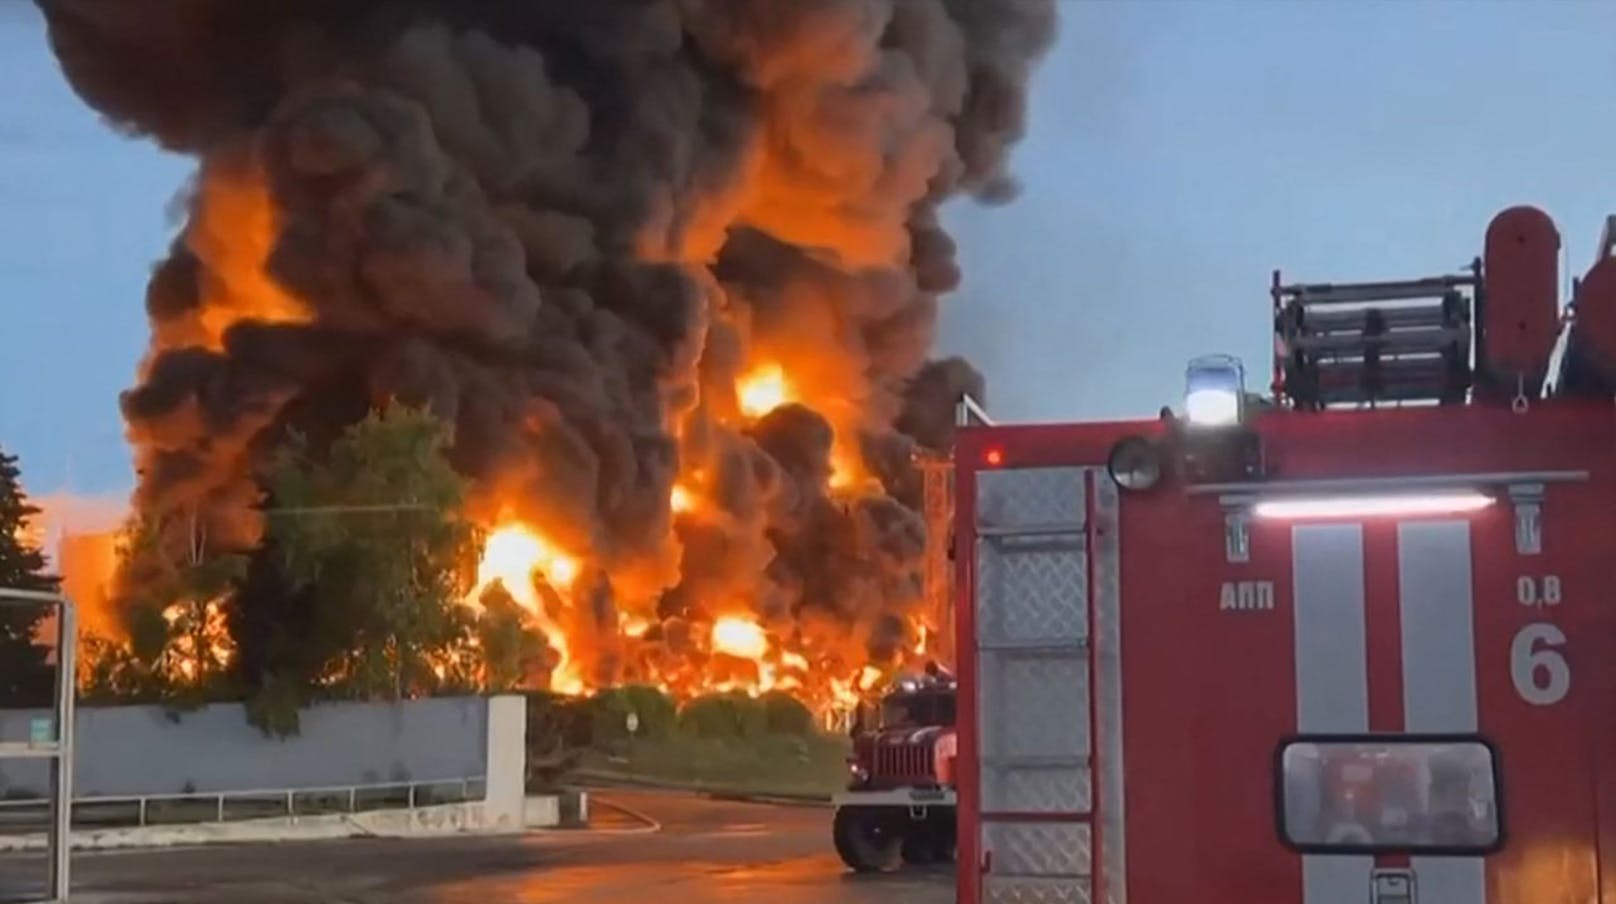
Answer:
top-left (1271, 263), bottom-right (1479, 409)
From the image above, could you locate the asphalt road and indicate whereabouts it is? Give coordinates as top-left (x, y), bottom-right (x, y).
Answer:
top-left (0, 790), bottom-right (953, 904)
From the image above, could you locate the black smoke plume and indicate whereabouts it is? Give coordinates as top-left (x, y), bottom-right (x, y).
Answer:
top-left (38, 0), bottom-right (1057, 690)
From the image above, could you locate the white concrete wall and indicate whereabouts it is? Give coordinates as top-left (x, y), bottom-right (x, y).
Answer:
top-left (0, 696), bottom-right (490, 797)
top-left (481, 694), bottom-right (527, 833)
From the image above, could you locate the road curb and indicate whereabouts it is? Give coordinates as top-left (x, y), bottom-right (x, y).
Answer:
top-left (588, 797), bottom-right (664, 834)
top-left (523, 795), bottom-right (662, 837)
top-left (0, 799), bottom-right (543, 853)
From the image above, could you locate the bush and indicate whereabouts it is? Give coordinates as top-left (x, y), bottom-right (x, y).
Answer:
top-left (589, 685), bottom-right (676, 744)
top-left (525, 691), bottom-right (592, 752)
top-left (677, 692), bottom-right (767, 740)
top-left (760, 691), bottom-right (814, 737)
top-left (620, 684), bottom-right (677, 739)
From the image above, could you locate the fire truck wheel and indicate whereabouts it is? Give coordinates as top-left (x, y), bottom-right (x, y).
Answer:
top-left (833, 806), bottom-right (903, 873)
top-left (932, 814), bottom-right (957, 862)
top-left (901, 828), bottom-right (937, 866)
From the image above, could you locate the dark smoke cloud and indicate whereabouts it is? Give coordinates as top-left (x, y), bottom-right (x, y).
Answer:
top-left (38, 0), bottom-right (1057, 685)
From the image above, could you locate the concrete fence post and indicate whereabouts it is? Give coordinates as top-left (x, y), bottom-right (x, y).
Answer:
top-left (481, 695), bottom-right (526, 833)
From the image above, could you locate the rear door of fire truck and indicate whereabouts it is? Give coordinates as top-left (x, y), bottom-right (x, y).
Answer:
top-left (956, 455), bottom-right (1127, 904)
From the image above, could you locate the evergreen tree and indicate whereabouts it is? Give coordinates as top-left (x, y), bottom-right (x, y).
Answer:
top-left (0, 447), bottom-right (61, 705)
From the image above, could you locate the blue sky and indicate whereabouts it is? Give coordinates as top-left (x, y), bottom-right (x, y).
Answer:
top-left (5, 0), bottom-right (1616, 504)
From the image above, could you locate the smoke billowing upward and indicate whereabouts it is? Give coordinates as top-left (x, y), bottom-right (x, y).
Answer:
top-left (38, 0), bottom-right (1056, 697)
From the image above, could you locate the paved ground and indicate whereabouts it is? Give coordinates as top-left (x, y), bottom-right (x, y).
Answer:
top-left (0, 791), bottom-right (953, 903)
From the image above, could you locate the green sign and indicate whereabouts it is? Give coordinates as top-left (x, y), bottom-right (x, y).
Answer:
top-left (28, 717), bottom-right (52, 745)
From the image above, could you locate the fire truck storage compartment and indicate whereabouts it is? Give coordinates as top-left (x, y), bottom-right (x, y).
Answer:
top-left (973, 465), bottom-right (1118, 903)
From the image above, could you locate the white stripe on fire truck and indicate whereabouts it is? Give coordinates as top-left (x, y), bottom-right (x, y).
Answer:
top-left (1292, 524), bottom-right (1374, 904)
top-left (1396, 521), bottom-right (1486, 903)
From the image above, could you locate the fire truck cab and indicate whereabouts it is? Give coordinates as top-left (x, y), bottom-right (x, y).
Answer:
top-left (832, 666), bottom-right (958, 871)
top-left (954, 207), bottom-right (1616, 904)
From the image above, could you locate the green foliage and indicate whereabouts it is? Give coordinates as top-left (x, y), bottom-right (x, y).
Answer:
top-left (77, 636), bottom-right (160, 705)
top-left (476, 584), bottom-right (551, 692)
top-left (0, 447), bottom-right (59, 706)
top-left (242, 671), bottom-right (305, 739)
top-left (621, 685), bottom-right (677, 739)
top-left (589, 687), bottom-right (635, 745)
top-left (578, 731), bottom-right (853, 799)
top-left (677, 691), bottom-right (767, 740)
top-left (78, 515), bottom-right (247, 707)
top-left (0, 449), bottom-right (56, 593)
top-left (760, 691), bottom-right (815, 737)
top-left (526, 691), bottom-right (593, 751)
top-left (589, 684), bottom-right (676, 744)
top-left (113, 514), bottom-right (250, 623)
top-left (669, 691), bottom-right (813, 741)
top-left (256, 404), bottom-right (479, 720)
top-left (522, 691), bottom-right (592, 790)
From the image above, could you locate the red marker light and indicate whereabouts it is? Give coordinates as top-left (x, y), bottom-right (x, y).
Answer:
top-left (984, 447), bottom-right (1004, 467)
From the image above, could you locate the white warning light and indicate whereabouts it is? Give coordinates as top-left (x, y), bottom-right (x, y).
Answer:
top-left (1185, 354), bottom-right (1246, 428)
top-left (1252, 492), bottom-right (1495, 520)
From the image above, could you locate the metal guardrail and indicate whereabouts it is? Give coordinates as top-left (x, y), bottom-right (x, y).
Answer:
top-left (0, 776), bottom-right (486, 831)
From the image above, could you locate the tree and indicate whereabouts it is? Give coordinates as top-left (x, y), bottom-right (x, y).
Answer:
top-left (0, 447), bottom-right (60, 706)
top-left (80, 512), bottom-right (248, 706)
top-left (261, 403), bottom-right (479, 711)
top-left (476, 583), bottom-right (553, 692)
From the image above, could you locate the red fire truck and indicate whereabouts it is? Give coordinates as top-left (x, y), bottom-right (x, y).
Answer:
top-left (954, 206), bottom-right (1616, 904)
top-left (832, 666), bottom-right (958, 871)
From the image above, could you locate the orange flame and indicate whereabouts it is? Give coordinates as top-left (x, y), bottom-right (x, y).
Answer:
top-left (670, 485), bottom-right (695, 514)
top-left (737, 363), bottom-right (792, 418)
top-left (159, 598), bottom-right (235, 683)
top-left (475, 524), bottom-right (580, 602)
top-left (449, 353), bottom-right (944, 711)
top-left (467, 523), bottom-right (585, 694)
top-left (621, 615), bottom-right (652, 639)
top-left (461, 516), bottom-right (936, 711)
top-left (829, 445), bottom-right (873, 492)
top-left (152, 159), bottom-right (310, 356)
top-left (711, 616), bottom-right (769, 660)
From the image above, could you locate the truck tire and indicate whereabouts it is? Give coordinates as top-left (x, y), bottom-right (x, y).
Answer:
top-left (898, 810), bottom-right (956, 865)
top-left (901, 826), bottom-right (937, 866)
top-left (932, 812), bottom-right (957, 862)
top-left (833, 806), bottom-right (903, 873)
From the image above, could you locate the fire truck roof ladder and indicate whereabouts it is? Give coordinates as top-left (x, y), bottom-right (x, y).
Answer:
top-left (1271, 262), bottom-right (1479, 410)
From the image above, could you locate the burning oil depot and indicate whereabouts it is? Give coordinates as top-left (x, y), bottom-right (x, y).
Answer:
top-left (34, 2), bottom-right (1059, 719)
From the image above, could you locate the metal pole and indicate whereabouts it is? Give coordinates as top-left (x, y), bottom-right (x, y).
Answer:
top-left (955, 393), bottom-right (994, 428)
top-left (48, 595), bottom-right (75, 902)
